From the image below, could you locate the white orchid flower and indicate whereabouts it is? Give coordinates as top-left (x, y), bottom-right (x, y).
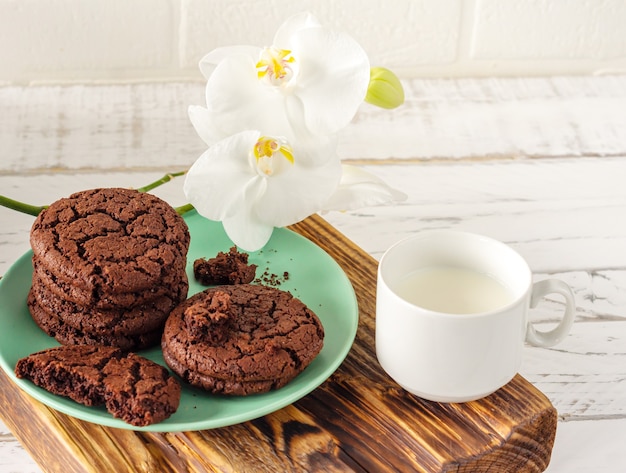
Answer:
top-left (184, 130), bottom-right (342, 251)
top-left (322, 164), bottom-right (407, 212)
top-left (188, 12), bottom-right (370, 148)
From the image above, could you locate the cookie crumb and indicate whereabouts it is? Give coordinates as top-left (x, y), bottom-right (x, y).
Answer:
top-left (194, 247), bottom-right (257, 285)
top-left (254, 269), bottom-right (290, 287)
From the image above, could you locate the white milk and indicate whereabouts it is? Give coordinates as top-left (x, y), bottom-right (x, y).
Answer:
top-left (393, 267), bottom-right (514, 314)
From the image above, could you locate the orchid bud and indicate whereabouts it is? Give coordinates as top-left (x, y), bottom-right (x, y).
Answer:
top-left (365, 67), bottom-right (405, 109)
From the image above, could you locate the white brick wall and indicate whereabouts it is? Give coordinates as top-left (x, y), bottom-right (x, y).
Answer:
top-left (0, 0), bottom-right (625, 85)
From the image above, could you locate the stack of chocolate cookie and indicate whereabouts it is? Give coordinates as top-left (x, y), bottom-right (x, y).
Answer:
top-left (27, 188), bottom-right (190, 351)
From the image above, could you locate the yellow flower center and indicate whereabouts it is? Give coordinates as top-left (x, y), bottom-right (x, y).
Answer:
top-left (253, 136), bottom-right (294, 176)
top-left (256, 47), bottom-right (296, 86)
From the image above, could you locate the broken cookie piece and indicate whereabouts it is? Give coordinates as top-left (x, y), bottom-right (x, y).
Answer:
top-left (193, 246), bottom-right (257, 285)
top-left (15, 345), bottom-right (181, 427)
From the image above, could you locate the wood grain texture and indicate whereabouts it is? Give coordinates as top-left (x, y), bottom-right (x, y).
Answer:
top-left (0, 213), bottom-right (556, 473)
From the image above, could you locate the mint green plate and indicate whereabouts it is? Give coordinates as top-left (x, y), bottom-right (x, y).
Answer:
top-left (0, 211), bottom-right (358, 432)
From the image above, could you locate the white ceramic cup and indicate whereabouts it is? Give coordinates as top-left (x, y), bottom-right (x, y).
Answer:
top-left (375, 230), bottom-right (575, 403)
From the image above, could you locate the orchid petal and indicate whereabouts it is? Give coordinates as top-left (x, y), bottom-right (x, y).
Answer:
top-left (286, 130), bottom-right (338, 166)
top-left (183, 131), bottom-right (262, 221)
top-left (199, 45), bottom-right (260, 80)
top-left (222, 209), bottom-right (275, 252)
top-left (255, 142), bottom-right (341, 227)
top-left (273, 12), bottom-right (321, 48)
top-left (322, 164), bottom-right (407, 212)
top-left (205, 54), bottom-right (295, 140)
top-left (292, 27), bottom-right (370, 135)
top-left (188, 105), bottom-right (222, 147)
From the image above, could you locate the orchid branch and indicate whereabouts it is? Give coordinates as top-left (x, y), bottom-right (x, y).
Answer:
top-left (175, 203), bottom-right (195, 216)
top-left (0, 195), bottom-right (47, 216)
top-left (0, 170), bottom-right (190, 217)
top-left (135, 170), bottom-right (187, 193)
top-left (136, 171), bottom-right (194, 215)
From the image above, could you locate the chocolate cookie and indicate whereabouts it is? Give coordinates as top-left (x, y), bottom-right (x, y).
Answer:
top-left (15, 345), bottom-right (181, 427)
top-left (193, 246), bottom-right (257, 285)
top-left (29, 275), bottom-right (176, 336)
top-left (162, 352), bottom-right (293, 395)
top-left (33, 255), bottom-right (188, 311)
top-left (30, 188), bottom-right (190, 300)
top-left (161, 284), bottom-right (324, 395)
top-left (28, 290), bottom-right (162, 351)
top-left (32, 254), bottom-right (188, 310)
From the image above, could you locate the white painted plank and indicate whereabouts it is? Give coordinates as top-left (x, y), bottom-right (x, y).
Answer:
top-left (347, 75), bottom-right (626, 160)
top-left (3, 157), bottom-right (626, 273)
top-left (523, 321), bottom-right (626, 420)
top-left (0, 84), bottom-right (206, 172)
top-left (3, 76), bottom-right (626, 174)
top-left (0, 419), bottom-right (42, 473)
top-left (546, 418), bottom-right (626, 471)
top-left (322, 158), bottom-right (626, 272)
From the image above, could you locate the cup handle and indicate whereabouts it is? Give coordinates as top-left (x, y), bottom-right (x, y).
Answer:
top-left (526, 279), bottom-right (576, 347)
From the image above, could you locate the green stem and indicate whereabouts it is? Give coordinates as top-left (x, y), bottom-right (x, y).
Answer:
top-left (135, 170), bottom-right (187, 193)
top-left (1, 171), bottom-right (190, 217)
top-left (0, 195), bottom-right (47, 216)
top-left (136, 171), bottom-right (194, 216)
top-left (175, 203), bottom-right (195, 216)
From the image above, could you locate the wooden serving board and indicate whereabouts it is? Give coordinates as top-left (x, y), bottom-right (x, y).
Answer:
top-left (0, 214), bottom-right (556, 473)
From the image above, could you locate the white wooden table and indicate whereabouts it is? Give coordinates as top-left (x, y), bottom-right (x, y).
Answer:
top-left (1, 76), bottom-right (625, 472)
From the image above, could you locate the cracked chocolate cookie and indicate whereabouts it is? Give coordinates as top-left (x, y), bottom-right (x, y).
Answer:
top-left (161, 284), bottom-right (325, 395)
top-left (30, 187), bottom-right (190, 300)
top-left (31, 254), bottom-right (188, 310)
top-left (15, 345), bottom-right (181, 426)
top-left (27, 290), bottom-right (163, 351)
top-left (30, 271), bottom-right (184, 336)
